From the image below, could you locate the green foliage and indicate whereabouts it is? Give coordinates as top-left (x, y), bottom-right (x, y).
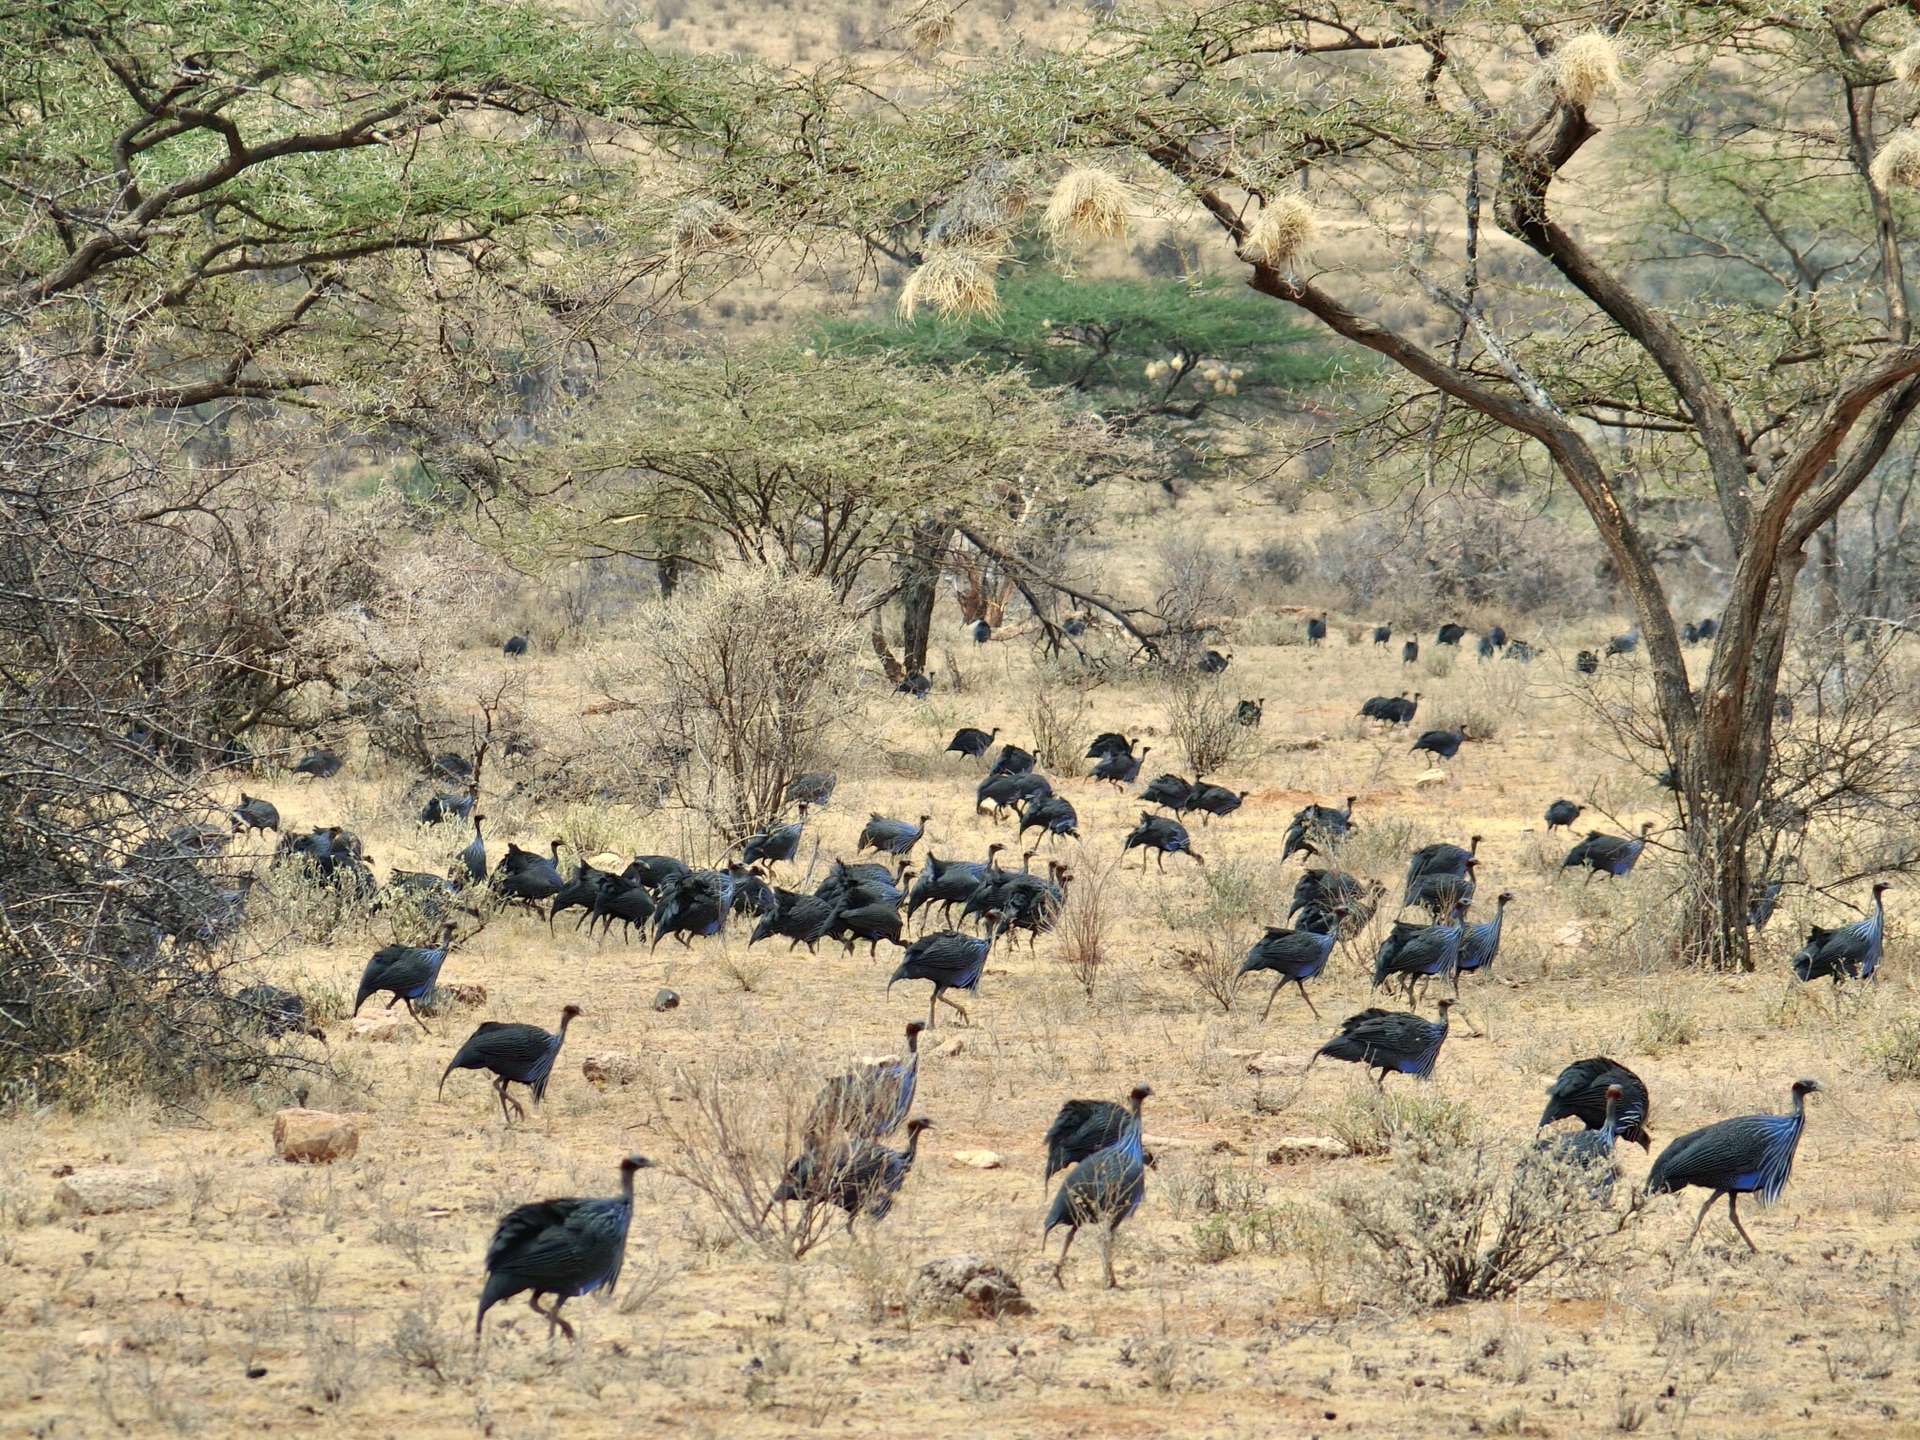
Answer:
top-left (813, 272), bottom-right (1340, 417)
top-left (532, 343), bottom-right (1136, 594)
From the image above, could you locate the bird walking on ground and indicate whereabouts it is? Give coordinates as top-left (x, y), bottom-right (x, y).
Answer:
top-left (441, 1006), bottom-right (582, 1122)
top-left (353, 921), bottom-right (457, 1029)
top-left (1086, 732), bottom-right (1135, 761)
top-left (1562, 822), bottom-right (1655, 879)
top-left (858, 812), bottom-right (930, 857)
top-left (741, 810), bottom-right (806, 871)
top-left (1791, 881), bottom-right (1888, 985)
top-left (455, 814), bottom-right (488, 886)
top-left (1044, 1085), bottom-right (1150, 1288)
top-left (1239, 922), bottom-right (1339, 1019)
top-left (1540, 1057), bottom-right (1652, 1151)
top-left (1372, 908), bottom-right (1468, 1001)
top-left (1044, 1098), bottom-right (1159, 1179)
top-left (1411, 728), bottom-right (1469, 762)
top-left (786, 771), bottom-right (838, 809)
top-left (987, 743), bottom-right (1037, 778)
top-left (888, 930), bottom-right (989, 1027)
top-left (476, 1154), bottom-right (651, 1341)
top-left (1183, 781), bottom-right (1248, 824)
top-left (1283, 797), bottom-right (1356, 861)
top-left (503, 634), bottom-right (529, 656)
top-left (804, 1022), bottom-right (926, 1151)
top-left (1530, 1084), bottom-right (1625, 1200)
top-left (770, 1119), bottom-right (932, 1233)
top-left (292, 748), bottom-right (342, 779)
top-left (1312, 1000), bottom-right (1454, 1084)
top-left (1090, 744), bottom-right (1148, 788)
top-left (1403, 638), bottom-right (1419, 665)
top-left (1453, 893), bottom-right (1512, 989)
top-left (1373, 624), bottom-right (1392, 646)
top-left (1139, 773), bottom-right (1193, 812)
top-left (1544, 799), bottom-right (1584, 832)
top-left (1124, 813), bottom-right (1203, 870)
top-left (1306, 614), bottom-right (1327, 645)
top-left (947, 726), bottom-right (999, 761)
top-left (1645, 1079), bottom-right (1821, 1252)
top-left (230, 794), bottom-right (279, 834)
top-left (1235, 698), bottom-right (1264, 727)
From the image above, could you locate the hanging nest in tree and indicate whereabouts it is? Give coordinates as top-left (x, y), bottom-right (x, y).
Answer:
top-left (905, 3), bottom-right (956, 50)
top-left (1893, 40), bottom-right (1920, 84)
top-left (924, 162), bottom-right (1031, 248)
top-left (1872, 128), bottom-right (1920, 189)
top-left (1044, 166), bottom-right (1131, 243)
top-left (672, 200), bottom-right (745, 259)
top-left (899, 246), bottom-right (1003, 319)
top-left (1240, 195), bottom-right (1316, 269)
top-left (1545, 32), bottom-right (1622, 106)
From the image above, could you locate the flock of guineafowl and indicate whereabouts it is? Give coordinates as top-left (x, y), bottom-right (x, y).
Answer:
top-left (227, 616), bottom-right (1879, 1340)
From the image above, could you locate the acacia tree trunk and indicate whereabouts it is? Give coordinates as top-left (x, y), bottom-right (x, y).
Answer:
top-left (899, 522), bottom-right (949, 676)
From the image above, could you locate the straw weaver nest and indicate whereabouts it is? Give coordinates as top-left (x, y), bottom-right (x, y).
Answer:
top-left (898, 246), bottom-right (1005, 320)
top-left (1543, 32), bottom-right (1622, 107)
top-left (1240, 195), bottom-right (1316, 270)
top-left (1044, 167), bottom-right (1131, 244)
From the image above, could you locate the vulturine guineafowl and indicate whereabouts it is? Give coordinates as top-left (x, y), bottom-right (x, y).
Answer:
top-left (1372, 908), bottom-right (1469, 1001)
top-left (1544, 799), bottom-right (1584, 832)
top-left (987, 743), bottom-right (1036, 778)
top-left (441, 1006), bottom-right (582, 1122)
top-left (1183, 782), bottom-right (1248, 823)
top-left (1239, 920), bottom-right (1339, 1018)
top-left (858, 813), bottom-right (930, 857)
top-left (770, 1119), bottom-right (931, 1233)
top-left (1791, 881), bottom-right (1889, 984)
top-left (947, 726), bottom-right (999, 760)
top-left (888, 931), bottom-right (989, 1026)
top-left (803, 1022), bottom-right (927, 1150)
top-left (1312, 1001), bottom-right (1454, 1084)
top-left (353, 921), bottom-right (457, 1029)
top-left (230, 794), bottom-right (279, 834)
top-left (1044, 1085), bottom-right (1150, 1288)
top-left (476, 1155), bottom-right (651, 1340)
top-left (1124, 813), bottom-right (1202, 870)
top-left (786, 771), bottom-right (838, 809)
top-left (1044, 1098), bottom-right (1158, 1180)
top-left (1645, 1079), bottom-right (1821, 1252)
top-left (1283, 797), bottom-right (1355, 862)
top-left (1139, 773), bottom-right (1193, 812)
top-left (292, 748), bottom-right (342, 779)
top-left (1453, 892), bottom-right (1512, 988)
top-left (1563, 822), bottom-right (1655, 879)
top-left (1540, 1057), bottom-right (1652, 1151)
top-left (1411, 728), bottom-right (1469, 761)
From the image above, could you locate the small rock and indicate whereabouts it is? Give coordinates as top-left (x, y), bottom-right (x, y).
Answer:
top-left (1266, 1137), bottom-right (1350, 1165)
top-left (72, 1327), bottom-right (117, 1354)
top-left (1245, 1052), bottom-right (1308, 1075)
top-left (272, 1108), bottom-right (359, 1164)
top-left (653, 988), bottom-right (680, 1012)
top-left (910, 1255), bottom-right (1032, 1318)
top-left (1553, 922), bottom-right (1587, 949)
top-left (349, 1015), bottom-right (416, 1043)
top-left (951, 1150), bottom-right (1002, 1169)
top-left (935, 1036), bottom-right (964, 1057)
top-left (581, 1051), bottom-right (641, 1087)
top-left (1413, 767), bottom-right (1450, 788)
top-left (55, 1166), bottom-right (170, 1215)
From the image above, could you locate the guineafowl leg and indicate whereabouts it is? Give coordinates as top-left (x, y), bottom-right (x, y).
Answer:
top-left (502, 1081), bottom-right (527, 1123)
top-left (938, 992), bottom-right (972, 1025)
top-left (1052, 1226), bottom-right (1077, 1287)
top-left (493, 1077), bottom-right (514, 1124)
top-left (1684, 1190), bottom-right (1724, 1248)
top-left (1100, 1221), bottom-right (1119, 1288)
top-left (1154, 850), bottom-right (1165, 873)
top-left (1726, 1194), bottom-right (1759, 1253)
top-left (927, 992), bottom-right (940, 1030)
top-left (1295, 979), bottom-right (1321, 1019)
top-left (404, 997), bottom-right (430, 1032)
top-left (1261, 977), bottom-right (1286, 1022)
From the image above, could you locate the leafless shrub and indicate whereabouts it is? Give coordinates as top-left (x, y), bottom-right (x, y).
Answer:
top-left (1025, 686), bottom-right (1085, 774)
top-left (646, 1063), bottom-right (841, 1259)
top-left (610, 567), bottom-right (859, 841)
top-left (389, 1300), bottom-right (453, 1384)
top-left (1054, 861), bottom-right (1115, 997)
top-left (1330, 1134), bottom-right (1640, 1306)
top-left (1866, 1014), bottom-right (1920, 1080)
top-left (1164, 673), bottom-right (1248, 775)
top-left (1148, 538), bottom-right (1236, 665)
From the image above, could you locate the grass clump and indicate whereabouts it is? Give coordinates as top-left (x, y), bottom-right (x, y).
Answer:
top-left (1323, 1088), bottom-right (1478, 1158)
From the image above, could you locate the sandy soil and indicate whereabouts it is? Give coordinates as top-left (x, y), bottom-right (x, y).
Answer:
top-left (2, 607), bottom-right (1914, 1440)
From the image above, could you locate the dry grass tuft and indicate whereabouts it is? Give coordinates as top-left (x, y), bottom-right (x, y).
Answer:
top-left (1873, 128), bottom-right (1920, 189)
top-left (903, 2), bottom-right (956, 49)
top-left (1546, 32), bottom-right (1622, 107)
top-left (1044, 166), bottom-right (1131, 244)
top-left (898, 246), bottom-right (1003, 320)
top-left (1894, 40), bottom-right (1920, 85)
top-left (1241, 195), bottom-right (1316, 270)
top-left (672, 199), bottom-right (745, 259)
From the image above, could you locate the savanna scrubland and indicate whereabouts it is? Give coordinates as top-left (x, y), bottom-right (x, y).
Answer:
top-left (9, 0), bottom-right (1920, 1435)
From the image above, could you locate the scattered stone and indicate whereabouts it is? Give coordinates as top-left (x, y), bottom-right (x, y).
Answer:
top-left (1414, 767), bottom-right (1450, 788)
top-left (653, 988), bottom-right (681, 1012)
top-left (581, 1051), bottom-right (641, 1087)
top-left (1266, 1137), bottom-right (1350, 1165)
top-left (349, 1015), bottom-right (416, 1043)
top-left (273, 1108), bottom-right (359, 1164)
top-left (54, 1166), bottom-right (170, 1215)
top-left (951, 1150), bottom-right (1002, 1169)
top-left (910, 1255), bottom-right (1032, 1318)
top-left (935, 1036), bottom-right (965, 1057)
top-left (1553, 922), bottom-right (1587, 949)
top-left (1245, 1052), bottom-right (1308, 1075)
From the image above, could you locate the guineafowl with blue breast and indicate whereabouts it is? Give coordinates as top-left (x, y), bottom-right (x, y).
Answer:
top-left (477, 1154), bottom-right (651, 1340)
top-left (1645, 1078), bottom-right (1821, 1252)
top-left (1045, 1085), bottom-right (1151, 1288)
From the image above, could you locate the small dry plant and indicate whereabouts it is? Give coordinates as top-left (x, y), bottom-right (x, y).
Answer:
top-left (1322, 1088), bottom-right (1478, 1158)
top-left (1054, 861), bottom-right (1116, 997)
top-left (1161, 860), bottom-right (1269, 1012)
top-left (1331, 1133), bottom-right (1640, 1306)
top-left (1164, 673), bottom-right (1247, 775)
top-left (1026, 685), bottom-right (1086, 774)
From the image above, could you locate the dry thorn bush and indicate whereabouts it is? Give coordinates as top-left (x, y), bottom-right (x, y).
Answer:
top-left (1054, 860), bottom-right (1116, 997)
top-left (1331, 1133), bottom-right (1640, 1306)
top-left (1164, 673), bottom-right (1249, 775)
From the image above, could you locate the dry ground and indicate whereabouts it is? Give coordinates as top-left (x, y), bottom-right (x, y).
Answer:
top-left (3, 614), bottom-right (1917, 1440)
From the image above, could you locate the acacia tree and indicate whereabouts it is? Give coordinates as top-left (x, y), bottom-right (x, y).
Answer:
top-left (672, 1), bottom-right (1920, 968)
top-left (534, 344), bottom-right (1148, 671)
